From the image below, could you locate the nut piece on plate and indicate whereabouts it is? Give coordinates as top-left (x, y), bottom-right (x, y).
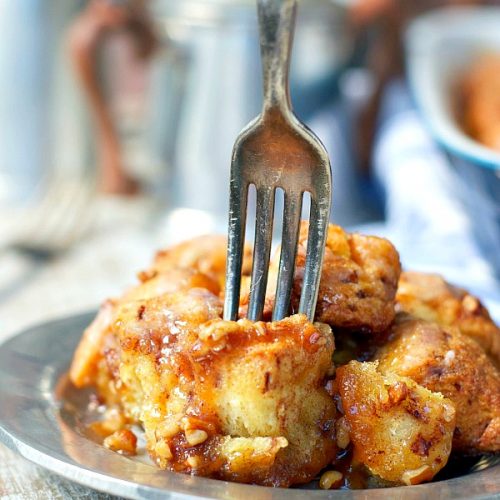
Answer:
top-left (336, 360), bottom-right (455, 485)
top-left (103, 429), bottom-right (137, 455)
top-left (319, 470), bottom-right (343, 490)
top-left (114, 289), bottom-right (337, 487)
top-left (240, 222), bottom-right (401, 334)
top-left (375, 316), bottom-right (500, 454)
top-left (88, 408), bottom-right (127, 438)
top-left (396, 271), bottom-right (500, 365)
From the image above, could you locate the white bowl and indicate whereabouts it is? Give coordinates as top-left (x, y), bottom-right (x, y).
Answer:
top-left (406, 7), bottom-right (500, 276)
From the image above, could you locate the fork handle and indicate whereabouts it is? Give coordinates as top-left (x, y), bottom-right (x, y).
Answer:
top-left (257, 0), bottom-right (297, 113)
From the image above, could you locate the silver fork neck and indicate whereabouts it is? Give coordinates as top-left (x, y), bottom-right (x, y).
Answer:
top-left (257, 0), bottom-right (297, 115)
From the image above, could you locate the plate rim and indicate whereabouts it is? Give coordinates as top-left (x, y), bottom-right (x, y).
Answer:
top-left (0, 312), bottom-right (499, 500)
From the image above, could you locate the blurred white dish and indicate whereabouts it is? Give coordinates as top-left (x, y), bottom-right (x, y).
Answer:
top-left (405, 7), bottom-right (500, 276)
top-left (406, 6), bottom-right (500, 169)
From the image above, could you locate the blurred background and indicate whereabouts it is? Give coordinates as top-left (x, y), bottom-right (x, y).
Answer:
top-left (0, 0), bottom-right (499, 335)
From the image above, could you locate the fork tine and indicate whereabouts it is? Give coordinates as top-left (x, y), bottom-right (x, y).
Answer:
top-left (223, 181), bottom-right (249, 321)
top-left (247, 186), bottom-right (275, 321)
top-left (272, 191), bottom-right (302, 321)
top-left (298, 196), bottom-right (330, 321)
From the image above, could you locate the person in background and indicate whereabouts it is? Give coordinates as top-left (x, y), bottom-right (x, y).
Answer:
top-left (348, 0), bottom-right (493, 173)
top-left (68, 0), bottom-right (157, 195)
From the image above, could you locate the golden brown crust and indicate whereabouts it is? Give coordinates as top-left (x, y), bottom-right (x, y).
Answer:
top-left (375, 316), bottom-right (500, 454)
top-left (336, 361), bottom-right (455, 485)
top-left (396, 271), bottom-right (500, 365)
top-left (69, 267), bottom-right (220, 392)
top-left (309, 225), bottom-right (401, 333)
top-left (240, 223), bottom-right (401, 334)
top-left (141, 235), bottom-right (252, 288)
top-left (69, 234), bottom-right (229, 392)
top-left (70, 300), bottom-right (115, 388)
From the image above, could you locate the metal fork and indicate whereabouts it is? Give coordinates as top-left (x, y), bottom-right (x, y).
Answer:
top-left (224, 0), bottom-right (332, 322)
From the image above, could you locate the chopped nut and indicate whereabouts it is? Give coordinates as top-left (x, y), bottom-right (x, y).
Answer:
top-left (199, 321), bottom-right (238, 341)
top-left (103, 429), bottom-right (137, 455)
top-left (462, 295), bottom-right (479, 313)
top-left (275, 437), bottom-right (289, 449)
top-left (156, 419), bottom-right (180, 439)
top-left (443, 402), bottom-right (456, 423)
top-left (319, 470), bottom-right (343, 490)
top-left (444, 350), bottom-right (455, 366)
top-left (315, 322), bottom-right (332, 337)
top-left (254, 322), bottom-right (267, 336)
top-left (335, 416), bottom-right (350, 449)
top-left (387, 381), bottom-right (409, 405)
top-left (185, 429), bottom-right (208, 446)
top-left (401, 465), bottom-right (432, 485)
top-left (154, 439), bottom-right (173, 460)
top-left (237, 318), bottom-right (253, 329)
top-left (211, 340), bottom-right (227, 352)
top-left (89, 408), bottom-right (126, 437)
top-left (186, 456), bottom-right (200, 468)
top-left (180, 416), bottom-right (191, 430)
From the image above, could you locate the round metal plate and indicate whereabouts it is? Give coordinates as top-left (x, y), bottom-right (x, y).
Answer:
top-left (0, 312), bottom-right (498, 499)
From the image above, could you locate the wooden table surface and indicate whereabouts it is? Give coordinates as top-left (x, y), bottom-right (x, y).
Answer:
top-left (0, 446), bottom-right (119, 499)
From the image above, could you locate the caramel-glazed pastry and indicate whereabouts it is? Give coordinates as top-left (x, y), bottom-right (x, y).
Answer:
top-left (75, 293), bottom-right (338, 485)
top-left (336, 361), bottom-right (455, 485)
top-left (241, 222), bottom-right (401, 334)
top-left (69, 228), bottom-right (499, 488)
top-left (70, 235), bottom-right (337, 486)
top-left (141, 235), bottom-right (252, 288)
top-left (70, 267), bottom-right (220, 391)
top-left (396, 271), bottom-right (500, 365)
top-left (374, 316), bottom-right (500, 455)
top-left (71, 235), bottom-right (238, 391)
top-left (116, 295), bottom-right (337, 486)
